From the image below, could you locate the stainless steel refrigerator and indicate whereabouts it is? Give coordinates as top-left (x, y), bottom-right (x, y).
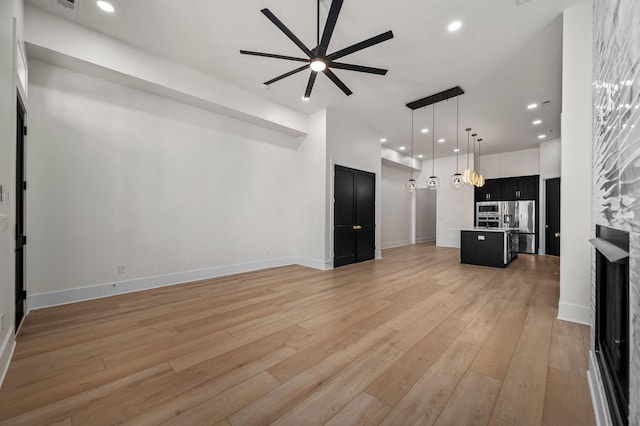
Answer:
top-left (516, 200), bottom-right (536, 253)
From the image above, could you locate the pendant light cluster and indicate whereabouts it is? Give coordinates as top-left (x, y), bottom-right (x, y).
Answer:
top-left (461, 130), bottom-right (485, 187)
top-left (404, 86), bottom-right (486, 191)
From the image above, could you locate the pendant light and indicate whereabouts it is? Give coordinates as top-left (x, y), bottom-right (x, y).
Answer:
top-left (407, 110), bottom-right (417, 191)
top-left (449, 95), bottom-right (464, 188)
top-left (426, 104), bottom-right (440, 190)
top-left (462, 128), bottom-right (474, 184)
top-left (471, 133), bottom-right (479, 186)
top-left (476, 138), bottom-right (485, 187)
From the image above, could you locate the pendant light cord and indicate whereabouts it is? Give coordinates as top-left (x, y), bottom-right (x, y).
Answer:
top-left (455, 95), bottom-right (459, 173)
top-left (466, 129), bottom-right (471, 169)
top-left (411, 110), bottom-right (414, 180)
top-left (432, 104), bottom-right (435, 176)
top-left (317, 0), bottom-right (320, 47)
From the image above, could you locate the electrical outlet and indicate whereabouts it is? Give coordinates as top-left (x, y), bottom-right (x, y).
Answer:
top-left (117, 264), bottom-right (126, 274)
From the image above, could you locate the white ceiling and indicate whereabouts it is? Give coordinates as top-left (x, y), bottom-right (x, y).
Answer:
top-left (25, 0), bottom-right (585, 159)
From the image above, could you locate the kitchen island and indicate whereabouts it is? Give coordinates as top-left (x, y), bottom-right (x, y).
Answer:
top-left (460, 228), bottom-right (518, 268)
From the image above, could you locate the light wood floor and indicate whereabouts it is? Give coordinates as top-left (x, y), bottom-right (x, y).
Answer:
top-left (0, 243), bottom-right (595, 425)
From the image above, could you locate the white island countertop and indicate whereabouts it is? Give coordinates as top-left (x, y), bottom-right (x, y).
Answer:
top-left (460, 227), bottom-right (519, 233)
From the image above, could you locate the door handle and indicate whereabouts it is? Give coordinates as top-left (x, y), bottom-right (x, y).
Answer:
top-left (554, 232), bottom-right (560, 238)
top-left (545, 224), bottom-right (549, 229)
top-left (353, 225), bottom-right (362, 230)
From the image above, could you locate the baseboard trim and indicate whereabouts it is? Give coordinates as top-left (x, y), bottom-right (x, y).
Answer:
top-left (416, 236), bottom-right (436, 244)
top-left (0, 329), bottom-right (16, 390)
top-left (588, 350), bottom-right (613, 426)
top-left (557, 302), bottom-right (591, 325)
top-left (292, 257), bottom-right (332, 271)
top-left (27, 256), bottom-right (329, 311)
top-left (381, 240), bottom-right (412, 249)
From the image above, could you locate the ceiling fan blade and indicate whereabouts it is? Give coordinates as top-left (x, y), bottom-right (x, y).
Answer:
top-left (263, 65), bottom-right (309, 86)
top-left (327, 30), bottom-right (394, 61)
top-left (317, 0), bottom-right (344, 56)
top-left (240, 50), bottom-right (309, 63)
top-left (261, 9), bottom-right (313, 58)
top-left (323, 68), bottom-right (352, 96)
top-left (304, 72), bottom-right (318, 98)
top-left (329, 62), bottom-right (388, 75)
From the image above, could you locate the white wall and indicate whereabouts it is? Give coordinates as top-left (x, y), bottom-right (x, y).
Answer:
top-left (538, 137), bottom-right (562, 254)
top-left (559, 2), bottom-right (593, 324)
top-left (326, 109), bottom-right (383, 260)
top-left (0, 0), bottom-right (24, 388)
top-left (418, 156), bottom-right (474, 248)
top-left (381, 161), bottom-right (413, 249)
top-left (295, 110), bottom-right (328, 268)
top-left (26, 60), bottom-right (300, 302)
top-left (480, 147), bottom-right (541, 179)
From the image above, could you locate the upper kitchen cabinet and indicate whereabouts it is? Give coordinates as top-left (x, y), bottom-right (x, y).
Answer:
top-left (475, 179), bottom-right (501, 201)
top-left (474, 175), bottom-right (539, 201)
top-left (502, 175), bottom-right (539, 200)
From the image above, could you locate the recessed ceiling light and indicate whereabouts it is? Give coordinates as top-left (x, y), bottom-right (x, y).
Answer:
top-left (453, 148), bottom-right (460, 152)
top-left (532, 119), bottom-right (542, 125)
top-left (448, 21), bottom-right (462, 32)
top-left (417, 154), bottom-right (424, 158)
top-left (96, 0), bottom-right (115, 13)
top-left (421, 128), bottom-right (429, 133)
top-left (380, 138), bottom-right (387, 143)
top-left (399, 146), bottom-right (406, 151)
top-left (438, 138), bottom-right (445, 143)
top-left (538, 134), bottom-right (546, 139)
top-left (527, 103), bottom-right (538, 109)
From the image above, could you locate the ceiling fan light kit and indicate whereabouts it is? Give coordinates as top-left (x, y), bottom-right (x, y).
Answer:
top-left (240, 0), bottom-right (394, 99)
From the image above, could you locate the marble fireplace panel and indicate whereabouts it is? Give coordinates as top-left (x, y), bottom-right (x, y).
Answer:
top-left (593, 0), bottom-right (640, 423)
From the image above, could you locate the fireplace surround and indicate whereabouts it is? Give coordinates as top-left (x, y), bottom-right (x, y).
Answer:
top-left (592, 225), bottom-right (630, 425)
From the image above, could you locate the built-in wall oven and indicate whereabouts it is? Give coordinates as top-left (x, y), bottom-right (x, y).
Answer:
top-left (476, 202), bottom-right (501, 228)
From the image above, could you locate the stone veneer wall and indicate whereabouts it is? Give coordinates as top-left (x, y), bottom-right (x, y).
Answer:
top-left (592, 0), bottom-right (640, 423)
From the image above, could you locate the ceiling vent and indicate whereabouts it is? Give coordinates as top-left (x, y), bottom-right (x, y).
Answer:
top-left (57, 0), bottom-right (78, 12)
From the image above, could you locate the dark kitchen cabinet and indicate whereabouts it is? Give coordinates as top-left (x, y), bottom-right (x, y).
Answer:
top-left (476, 175), bottom-right (539, 201)
top-left (517, 175), bottom-right (539, 200)
top-left (475, 179), bottom-right (501, 202)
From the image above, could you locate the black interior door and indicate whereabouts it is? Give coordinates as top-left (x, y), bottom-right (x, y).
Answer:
top-left (334, 165), bottom-right (375, 267)
top-left (15, 94), bottom-right (26, 330)
top-left (545, 177), bottom-right (560, 256)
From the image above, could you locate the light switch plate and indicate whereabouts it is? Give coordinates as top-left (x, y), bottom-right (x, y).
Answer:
top-left (0, 215), bottom-right (8, 232)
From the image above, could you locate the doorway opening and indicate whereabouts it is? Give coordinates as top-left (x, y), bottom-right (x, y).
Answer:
top-left (416, 188), bottom-right (436, 244)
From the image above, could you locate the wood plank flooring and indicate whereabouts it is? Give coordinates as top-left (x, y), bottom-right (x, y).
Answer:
top-left (0, 243), bottom-right (595, 425)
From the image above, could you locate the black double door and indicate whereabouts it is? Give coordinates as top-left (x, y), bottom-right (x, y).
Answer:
top-left (334, 165), bottom-right (375, 267)
top-left (545, 177), bottom-right (560, 256)
top-left (15, 95), bottom-right (27, 330)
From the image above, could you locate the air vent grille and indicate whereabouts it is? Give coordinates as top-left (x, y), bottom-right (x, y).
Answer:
top-left (57, 0), bottom-right (78, 12)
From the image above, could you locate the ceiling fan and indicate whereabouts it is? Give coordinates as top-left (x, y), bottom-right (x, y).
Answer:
top-left (240, 0), bottom-right (394, 98)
